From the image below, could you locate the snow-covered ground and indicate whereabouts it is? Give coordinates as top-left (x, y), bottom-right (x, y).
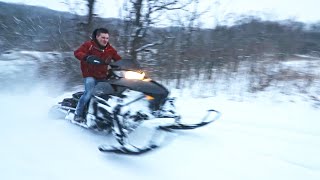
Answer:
top-left (0, 52), bottom-right (320, 180)
top-left (0, 86), bottom-right (320, 180)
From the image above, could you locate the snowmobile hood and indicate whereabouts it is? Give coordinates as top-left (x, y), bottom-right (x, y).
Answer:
top-left (108, 79), bottom-right (169, 96)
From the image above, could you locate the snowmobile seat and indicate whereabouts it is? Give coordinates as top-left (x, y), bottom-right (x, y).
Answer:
top-left (60, 98), bottom-right (77, 108)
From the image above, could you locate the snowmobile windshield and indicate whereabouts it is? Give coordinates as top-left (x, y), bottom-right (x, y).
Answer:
top-left (110, 59), bottom-right (142, 71)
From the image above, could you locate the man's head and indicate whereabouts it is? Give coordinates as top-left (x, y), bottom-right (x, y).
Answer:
top-left (92, 28), bottom-right (109, 47)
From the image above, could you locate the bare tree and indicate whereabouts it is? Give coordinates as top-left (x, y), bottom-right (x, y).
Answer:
top-left (86, 0), bottom-right (96, 32)
top-left (59, 0), bottom-right (96, 45)
top-left (166, 0), bottom-right (210, 88)
top-left (120, 0), bottom-right (193, 61)
top-left (63, 0), bottom-right (96, 35)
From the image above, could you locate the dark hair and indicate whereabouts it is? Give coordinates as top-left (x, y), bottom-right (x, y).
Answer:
top-left (91, 28), bottom-right (109, 40)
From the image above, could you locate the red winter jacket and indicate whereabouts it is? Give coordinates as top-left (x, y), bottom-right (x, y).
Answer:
top-left (74, 40), bottom-right (121, 79)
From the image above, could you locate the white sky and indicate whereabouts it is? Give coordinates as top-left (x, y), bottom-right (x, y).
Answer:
top-left (227, 0), bottom-right (319, 22)
top-left (1, 0), bottom-right (319, 27)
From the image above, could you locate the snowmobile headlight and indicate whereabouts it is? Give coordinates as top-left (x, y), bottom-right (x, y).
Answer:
top-left (124, 71), bottom-right (145, 80)
top-left (145, 95), bottom-right (154, 100)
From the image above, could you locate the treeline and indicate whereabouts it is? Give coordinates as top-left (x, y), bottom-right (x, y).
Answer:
top-left (1, 2), bottom-right (319, 56)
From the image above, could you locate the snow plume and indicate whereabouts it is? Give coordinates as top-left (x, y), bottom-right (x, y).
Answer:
top-left (0, 51), bottom-right (80, 119)
top-left (0, 88), bottom-right (56, 120)
top-left (0, 51), bottom-right (82, 95)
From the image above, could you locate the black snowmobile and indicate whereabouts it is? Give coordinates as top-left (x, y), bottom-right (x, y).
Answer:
top-left (49, 59), bottom-right (221, 155)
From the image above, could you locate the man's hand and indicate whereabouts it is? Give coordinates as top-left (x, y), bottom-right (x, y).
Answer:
top-left (85, 55), bottom-right (104, 65)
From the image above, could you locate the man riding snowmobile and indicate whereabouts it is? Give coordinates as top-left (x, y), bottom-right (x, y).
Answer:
top-left (73, 28), bottom-right (121, 122)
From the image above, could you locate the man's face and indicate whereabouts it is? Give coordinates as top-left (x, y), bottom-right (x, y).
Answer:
top-left (96, 33), bottom-right (109, 47)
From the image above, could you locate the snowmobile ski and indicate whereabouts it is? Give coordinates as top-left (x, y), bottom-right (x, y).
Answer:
top-left (99, 109), bottom-right (220, 155)
top-left (160, 109), bottom-right (221, 130)
top-left (98, 126), bottom-right (171, 155)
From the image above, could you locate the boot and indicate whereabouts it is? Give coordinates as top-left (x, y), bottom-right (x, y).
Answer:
top-left (73, 114), bottom-right (84, 123)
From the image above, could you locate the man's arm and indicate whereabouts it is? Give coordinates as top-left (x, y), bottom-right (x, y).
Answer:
top-left (74, 41), bottom-right (91, 61)
top-left (112, 51), bottom-right (122, 61)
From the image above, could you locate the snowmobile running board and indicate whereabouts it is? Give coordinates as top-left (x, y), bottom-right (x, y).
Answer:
top-left (98, 109), bottom-right (221, 155)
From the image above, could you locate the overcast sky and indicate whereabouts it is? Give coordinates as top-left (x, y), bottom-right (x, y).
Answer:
top-left (1, 0), bottom-right (319, 28)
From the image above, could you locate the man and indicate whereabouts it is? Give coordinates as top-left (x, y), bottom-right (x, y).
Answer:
top-left (73, 28), bottom-right (121, 122)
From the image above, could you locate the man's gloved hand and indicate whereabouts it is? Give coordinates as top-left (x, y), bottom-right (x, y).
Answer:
top-left (85, 55), bottom-right (104, 65)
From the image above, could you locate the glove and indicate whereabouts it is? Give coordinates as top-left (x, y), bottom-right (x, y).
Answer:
top-left (85, 55), bottom-right (104, 65)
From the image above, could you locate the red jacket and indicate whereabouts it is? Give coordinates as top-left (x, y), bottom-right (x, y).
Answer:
top-left (74, 40), bottom-right (121, 79)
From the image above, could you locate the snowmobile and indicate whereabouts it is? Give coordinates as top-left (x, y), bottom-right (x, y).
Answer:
top-left (49, 59), bottom-right (221, 155)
